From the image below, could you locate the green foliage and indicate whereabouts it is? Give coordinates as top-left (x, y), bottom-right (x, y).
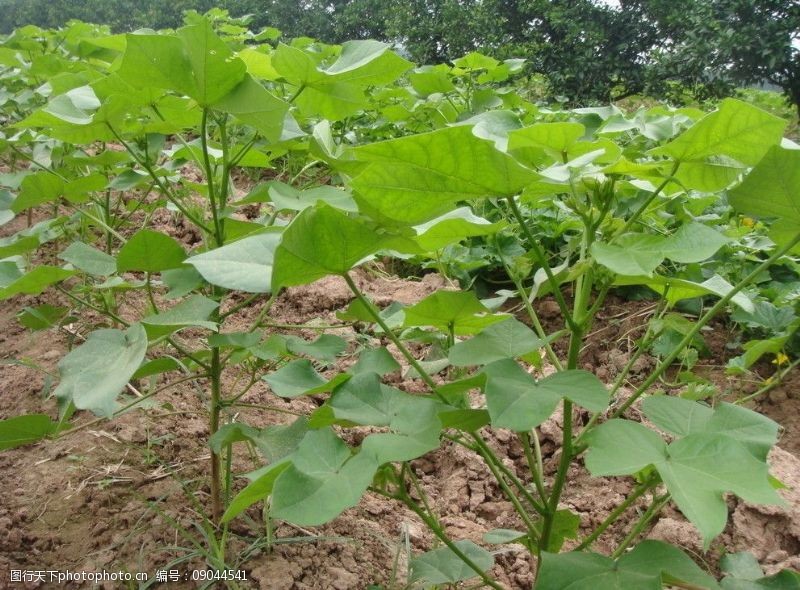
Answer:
top-left (0, 15), bottom-right (797, 588)
top-left (538, 540), bottom-right (720, 589)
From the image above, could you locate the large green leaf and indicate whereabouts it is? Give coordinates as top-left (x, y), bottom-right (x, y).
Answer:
top-left (409, 540), bottom-right (494, 585)
top-left (59, 242), bottom-right (117, 276)
top-left (271, 203), bottom-right (385, 288)
top-left (538, 541), bottom-right (719, 589)
top-left (263, 359), bottom-right (349, 398)
top-left (0, 414), bottom-right (56, 451)
top-left (117, 230), bottom-right (186, 273)
top-left (54, 324), bottom-right (148, 417)
top-left (449, 317), bottom-right (544, 366)
top-left (483, 360), bottom-right (608, 431)
top-left (270, 428), bottom-right (378, 526)
top-left (222, 461), bottom-right (291, 523)
top-left (613, 274), bottom-right (754, 312)
top-left (643, 398), bottom-right (778, 461)
top-left (185, 232), bottom-right (279, 293)
top-left (212, 75), bottom-right (288, 143)
top-left (650, 99), bottom-right (785, 166)
top-left (507, 121), bottom-right (585, 156)
top-left (117, 20), bottom-right (246, 106)
top-left (141, 294), bottom-right (219, 337)
top-left (351, 125), bottom-right (539, 223)
top-left (412, 207), bottom-right (506, 251)
top-left (729, 146), bottom-right (800, 231)
top-left (585, 420), bottom-right (783, 545)
top-left (11, 171), bottom-right (64, 213)
top-left (325, 373), bottom-right (441, 462)
top-left (0, 266), bottom-right (76, 300)
top-left (592, 222), bottom-right (729, 277)
top-left (403, 290), bottom-right (507, 335)
top-left (273, 40), bottom-right (412, 120)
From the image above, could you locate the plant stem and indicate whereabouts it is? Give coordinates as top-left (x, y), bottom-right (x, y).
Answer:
top-left (575, 478), bottom-right (656, 550)
top-left (106, 123), bottom-right (211, 233)
top-left (342, 272), bottom-right (442, 398)
top-left (521, 432), bottom-right (548, 503)
top-left (614, 161), bottom-right (680, 238)
top-left (200, 109), bottom-right (224, 246)
top-left (611, 493), bottom-right (671, 559)
top-left (471, 434), bottom-right (546, 516)
top-left (398, 493), bottom-right (503, 590)
top-left (506, 196), bottom-right (579, 333)
top-left (209, 344), bottom-right (223, 525)
top-left (498, 251), bottom-right (563, 369)
top-left (736, 357), bottom-right (800, 405)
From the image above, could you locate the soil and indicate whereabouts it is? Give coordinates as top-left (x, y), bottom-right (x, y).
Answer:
top-left (0, 215), bottom-right (798, 589)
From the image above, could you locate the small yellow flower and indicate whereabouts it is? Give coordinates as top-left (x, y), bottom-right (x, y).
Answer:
top-left (772, 352), bottom-right (789, 366)
top-left (741, 217), bottom-right (756, 228)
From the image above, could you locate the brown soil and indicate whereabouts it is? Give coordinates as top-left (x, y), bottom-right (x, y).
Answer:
top-left (0, 227), bottom-right (798, 588)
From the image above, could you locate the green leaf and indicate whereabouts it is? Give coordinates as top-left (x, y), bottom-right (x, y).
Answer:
top-left (586, 420), bottom-right (783, 546)
top-left (322, 374), bottom-right (442, 463)
top-left (207, 331), bottom-right (261, 349)
top-left (351, 125), bottom-right (539, 223)
top-left (641, 396), bottom-right (713, 438)
top-left (0, 414), bottom-right (56, 450)
top-left (11, 171), bottom-right (64, 213)
top-left (185, 232), bottom-right (279, 293)
top-left (132, 357), bottom-right (180, 379)
top-left (176, 20), bottom-right (247, 105)
top-left (141, 295), bottom-right (219, 336)
top-left (723, 569), bottom-right (800, 590)
top-left (449, 317), bottom-right (545, 366)
top-left (54, 324), bottom-right (148, 417)
top-left (273, 40), bottom-right (412, 120)
top-left (59, 242), bottom-right (116, 276)
top-left (349, 347), bottom-right (401, 376)
top-left (410, 540), bottom-right (494, 585)
top-left (508, 122), bottom-right (585, 155)
top-left (212, 75), bottom-right (288, 143)
top-left (538, 540), bottom-right (719, 590)
top-left (270, 428), bottom-right (378, 526)
top-left (409, 65), bottom-right (456, 97)
top-left (16, 304), bottom-right (69, 330)
top-left (263, 181), bottom-right (357, 213)
top-left (286, 334), bottom-right (347, 361)
top-left (118, 20), bottom-right (246, 106)
top-left (255, 417), bottom-right (309, 464)
top-left (613, 274), bottom-right (754, 312)
top-left (272, 203), bottom-right (385, 288)
top-left (729, 146), bottom-right (800, 230)
top-left (404, 290), bottom-right (506, 335)
top-left (264, 359), bottom-right (349, 398)
top-left (222, 461), bottom-right (291, 523)
top-left (720, 553), bottom-right (800, 590)
top-left (643, 398), bottom-right (779, 461)
top-left (0, 266), bottom-right (76, 300)
top-left (0, 235), bottom-right (39, 259)
top-left (721, 553), bottom-right (764, 582)
top-left (412, 207), bottom-right (506, 251)
top-left (162, 266), bottom-right (205, 299)
top-left (650, 98), bottom-right (785, 166)
top-left (483, 360), bottom-right (608, 431)
top-left (117, 230), bottom-right (186, 273)
top-left (483, 528), bottom-right (527, 545)
top-left (209, 423), bottom-right (260, 453)
top-left (592, 223), bottom-right (729, 277)
top-left (438, 408), bottom-right (491, 431)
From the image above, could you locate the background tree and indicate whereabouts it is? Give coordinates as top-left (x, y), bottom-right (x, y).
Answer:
top-left (629, 0), bottom-right (800, 115)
